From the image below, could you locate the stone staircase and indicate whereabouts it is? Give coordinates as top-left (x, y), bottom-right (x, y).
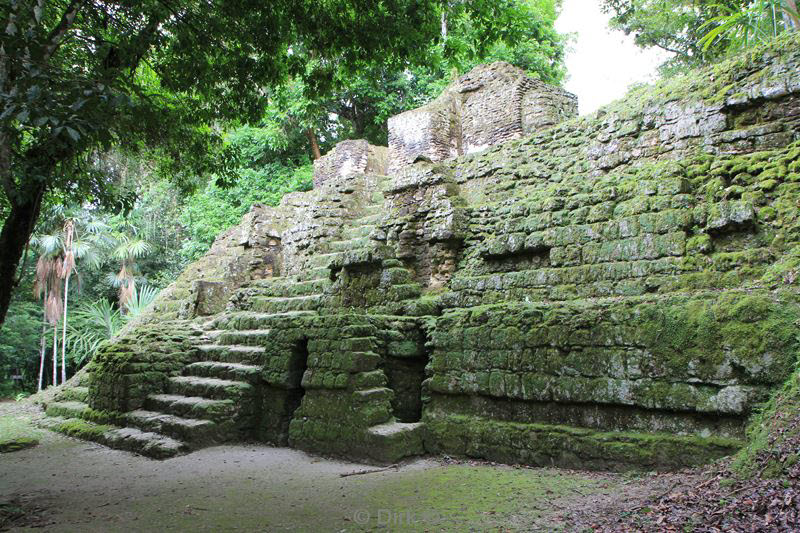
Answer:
top-left (41, 179), bottom-right (426, 461)
top-left (41, 346), bottom-right (263, 458)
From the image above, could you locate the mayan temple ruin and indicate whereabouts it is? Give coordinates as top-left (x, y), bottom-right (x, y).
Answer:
top-left (40, 37), bottom-right (800, 471)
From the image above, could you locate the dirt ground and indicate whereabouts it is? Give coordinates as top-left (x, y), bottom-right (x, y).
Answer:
top-left (0, 400), bottom-right (690, 532)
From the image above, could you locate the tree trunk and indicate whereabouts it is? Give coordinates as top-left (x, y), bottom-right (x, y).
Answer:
top-left (37, 322), bottom-right (46, 392)
top-left (305, 128), bottom-right (322, 160)
top-left (61, 273), bottom-right (70, 383)
top-left (52, 323), bottom-right (58, 387)
top-left (0, 185), bottom-right (46, 329)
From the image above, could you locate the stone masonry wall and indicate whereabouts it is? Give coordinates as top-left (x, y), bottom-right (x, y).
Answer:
top-left (77, 35), bottom-right (800, 470)
top-left (387, 62), bottom-right (578, 173)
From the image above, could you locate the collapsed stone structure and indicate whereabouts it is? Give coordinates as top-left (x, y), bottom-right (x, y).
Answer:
top-left (43, 41), bottom-right (800, 470)
top-left (388, 61), bottom-right (577, 173)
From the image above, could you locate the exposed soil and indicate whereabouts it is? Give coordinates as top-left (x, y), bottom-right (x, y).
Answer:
top-left (0, 401), bottom-right (719, 532)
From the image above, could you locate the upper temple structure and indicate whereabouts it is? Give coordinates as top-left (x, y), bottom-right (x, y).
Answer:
top-left (41, 38), bottom-right (800, 471)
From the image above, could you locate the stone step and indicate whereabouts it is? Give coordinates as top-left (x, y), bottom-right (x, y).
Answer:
top-left (329, 237), bottom-right (371, 252)
top-left (54, 386), bottom-right (89, 403)
top-left (342, 225), bottom-right (375, 239)
top-left (387, 283), bottom-right (423, 301)
top-left (153, 300), bottom-right (183, 313)
top-left (145, 394), bottom-right (238, 422)
top-left (365, 421), bottom-right (426, 464)
top-left (215, 329), bottom-right (272, 347)
top-left (202, 329), bottom-right (224, 342)
top-left (247, 278), bottom-right (331, 297)
top-left (342, 337), bottom-right (378, 351)
top-left (354, 387), bottom-right (393, 402)
top-left (168, 376), bottom-right (254, 400)
top-left (45, 400), bottom-right (91, 420)
top-left (307, 252), bottom-right (344, 269)
top-left (382, 267), bottom-right (413, 285)
top-left (40, 416), bottom-right (186, 459)
top-left (124, 410), bottom-right (220, 444)
top-left (215, 311), bottom-right (317, 330)
top-left (301, 266), bottom-right (333, 281)
top-left (197, 344), bottom-right (266, 364)
top-left (357, 212), bottom-right (383, 225)
top-left (184, 361), bottom-right (262, 383)
top-left (249, 294), bottom-right (325, 313)
top-left (105, 427), bottom-right (187, 459)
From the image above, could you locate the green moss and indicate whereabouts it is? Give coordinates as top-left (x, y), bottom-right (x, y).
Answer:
top-left (687, 234), bottom-right (713, 254)
top-left (360, 464), bottom-right (606, 530)
top-left (0, 437), bottom-right (38, 453)
top-left (56, 418), bottom-right (113, 440)
top-left (732, 369), bottom-right (800, 479)
top-left (425, 414), bottom-right (742, 471)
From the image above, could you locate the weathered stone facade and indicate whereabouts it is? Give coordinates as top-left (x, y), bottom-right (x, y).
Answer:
top-left (387, 62), bottom-right (578, 173)
top-left (43, 38), bottom-right (800, 471)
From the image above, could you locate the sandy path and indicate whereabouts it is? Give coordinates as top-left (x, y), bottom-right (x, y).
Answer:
top-left (0, 401), bottom-right (657, 532)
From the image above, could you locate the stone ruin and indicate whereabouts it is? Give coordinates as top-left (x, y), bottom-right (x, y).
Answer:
top-left (388, 61), bottom-right (577, 173)
top-left (42, 43), bottom-right (800, 471)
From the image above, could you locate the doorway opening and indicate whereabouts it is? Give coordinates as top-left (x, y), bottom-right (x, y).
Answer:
top-left (286, 338), bottom-right (309, 421)
top-left (385, 354), bottom-right (429, 423)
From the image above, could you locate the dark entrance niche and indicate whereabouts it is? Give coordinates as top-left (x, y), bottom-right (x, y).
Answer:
top-left (384, 354), bottom-right (429, 423)
top-left (261, 338), bottom-right (309, 445)
top-left (286, 338), bottom-right (309, 421)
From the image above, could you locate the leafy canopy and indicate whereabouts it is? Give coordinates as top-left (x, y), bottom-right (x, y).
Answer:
top-left (602, 1), bottom-right (798, 74)
top-left (1, 0), bottom-right (513, 327)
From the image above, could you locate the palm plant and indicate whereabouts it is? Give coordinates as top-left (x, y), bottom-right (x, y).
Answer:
top-left (64, 285), bottom-right (159, 366)
top-left (32, 209), bottom-right (108, 385)
top-left (699, 1), bottom-right (799, 52)
top-left (124, 284), bottom-right (160, 318)
top-left (65, 299), bottom-right (123, 366)
top-left (32, 256), bottom-right (62, 390)
top-left (109, 230), bottom-right (153, 312)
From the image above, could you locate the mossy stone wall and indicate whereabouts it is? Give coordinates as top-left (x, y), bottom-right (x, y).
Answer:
top-left (83, 35), bottom-right (800, 470)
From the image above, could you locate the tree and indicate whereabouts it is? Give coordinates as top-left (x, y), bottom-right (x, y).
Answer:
top-left (31, 206), bottom-right (106, 383)
top-left (109, 229), bottom-right (152, 311)
top-left (5, 0), bottom-right (518, 328)
top-left (601, 0), bottom-right (751, 73)
top-left (283, 0), bottom-right (568, 149)
top-left (698, 1), bottom-right (799, 53)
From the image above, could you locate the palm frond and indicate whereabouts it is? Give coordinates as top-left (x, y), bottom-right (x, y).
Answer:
top-left (128, 239), bottom-right (152, 258)
top-left (84, 220), bottom-right (111, 235)
top-left (105, 271), bottom-right (122, 288)
top-left (125, 285), bottom-right (160, 318)
top-left (65, 299), bottom-right (123, 365)
top-left (38, 234), bottom-right (63, 255)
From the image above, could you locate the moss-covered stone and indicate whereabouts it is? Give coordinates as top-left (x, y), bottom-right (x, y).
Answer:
top-left (52, 35), bottom-right (800, 471)
top-left (0, 437), bottom-right (38, 453)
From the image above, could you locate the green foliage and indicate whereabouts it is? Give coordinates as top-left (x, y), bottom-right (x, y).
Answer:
top-left (64, 285), bottom-right (160, 367)
top-left (265, 0), bottom-right (567, 148)
top-left (603, 1), bottom-right (798, 74)
top-left (699, 0), bottom-right (799, 53)
top-left (124, 285), bottom-right (160, 318)
top-left (732, 364), bottom-right (800, 479)
top-left (179, 162), bottom-right (313, 261)
top-left (65, 299), bottom-right (122, 367)
top-left (602, 0), bottom-right (750, 74)
top-left (0, 301), bottom-right (41, 395)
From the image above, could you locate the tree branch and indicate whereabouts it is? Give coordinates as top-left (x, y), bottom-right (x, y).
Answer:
top-left (43, 0), bottom-right (87, 61)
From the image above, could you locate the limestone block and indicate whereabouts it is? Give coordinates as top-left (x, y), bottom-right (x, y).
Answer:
top-left (312, 139), bottom-right (388, 188)
top-left (388, 61), bottom-right (577, 173)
